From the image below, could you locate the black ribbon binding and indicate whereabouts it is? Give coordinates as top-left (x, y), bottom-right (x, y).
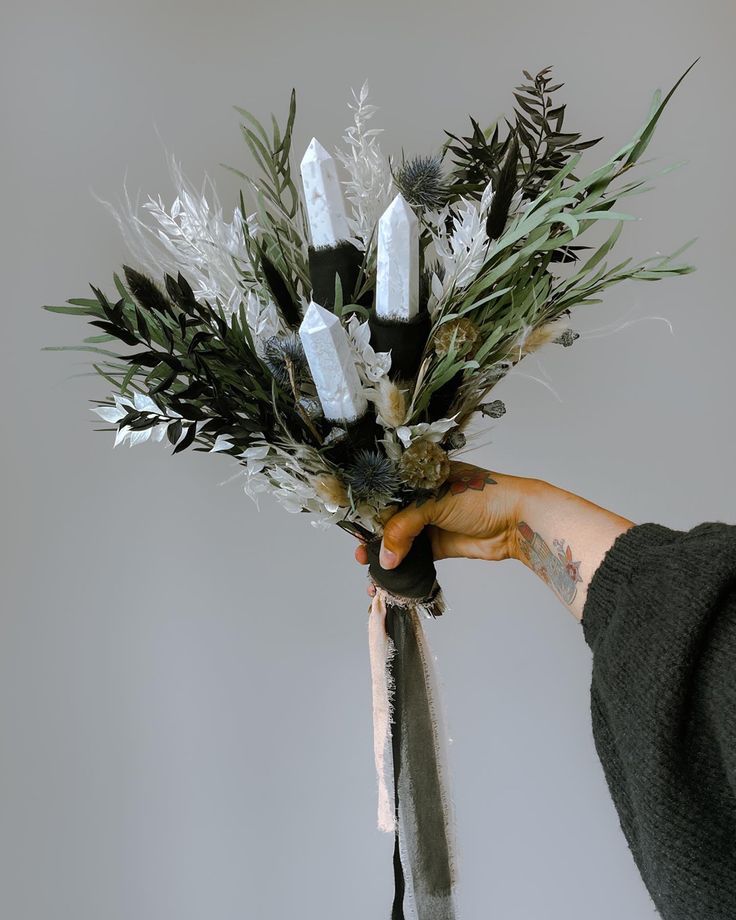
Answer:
top-left (366, 532), bottom-right (456, 920)
top-left (368, 308), bottom-right (432, 382)
top-left (312, 241), bottom-right (456, 916)
top-left (308, 240), bottom-right (366, 311)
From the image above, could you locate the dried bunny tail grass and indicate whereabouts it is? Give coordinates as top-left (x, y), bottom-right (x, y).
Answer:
top-left (511, 321), bottom-right (561, 358)
top-left (375, 378), bottom-right (408, 428)
top-left (311, 473), bottom-right (350, 509)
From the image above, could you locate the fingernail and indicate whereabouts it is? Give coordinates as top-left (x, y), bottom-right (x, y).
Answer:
top-left (380, 545), bottom-right (397, 569)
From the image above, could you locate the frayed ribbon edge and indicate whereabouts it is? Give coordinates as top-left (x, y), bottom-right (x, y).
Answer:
top-left (368, 587), bottom-right (398, 833)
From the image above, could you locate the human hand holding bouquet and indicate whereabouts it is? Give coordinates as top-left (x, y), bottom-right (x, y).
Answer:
top-left (44, 62), bottom-right (698, 918)
top-left (357, 462), bottom-right (523, 569)
top-left (355, 461), bottom-right (636, 623)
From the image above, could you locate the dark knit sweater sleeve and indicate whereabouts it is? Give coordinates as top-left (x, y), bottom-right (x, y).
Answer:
top-left (581, 521), bottom-right (736, 920)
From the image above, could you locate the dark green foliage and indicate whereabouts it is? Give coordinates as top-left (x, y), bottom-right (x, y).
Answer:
top-left (443, 66), bottom-right (602, 205)
top-left (45, 265), bottom-right (321, 456)
top-left (123, 265), bottom-right (174, 318)
top-left (441, 65), bottom-right (603, 264)
top-left (485, 134), bottom-right (519, 240)
top-left (511, 66), bottom-right (602, 200)
top-left (255, 245), bottom-right (302, 328)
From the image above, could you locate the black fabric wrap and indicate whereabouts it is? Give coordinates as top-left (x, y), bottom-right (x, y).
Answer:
top-left (428, 375), bottom-right (462, 419)
top-left (368, 308), bottom-right (431, 381)
top-left (365, 529), bottom-right (439, 602)
top-left (321, 412), bottom-right (380, 464)
top-left (308, 241), bottom-right (365, 310)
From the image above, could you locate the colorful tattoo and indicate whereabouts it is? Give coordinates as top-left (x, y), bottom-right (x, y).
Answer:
top-left (415, 471), bottom-right (497, 507)
top-left (516, 521), bottom-right (583, 605)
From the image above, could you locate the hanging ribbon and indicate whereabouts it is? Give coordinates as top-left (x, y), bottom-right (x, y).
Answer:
top-left (365, 533), bottom-right (458, 920)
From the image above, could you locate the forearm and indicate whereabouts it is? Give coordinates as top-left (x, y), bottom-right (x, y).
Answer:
top-left (509, 477), bottom-right (636, 621)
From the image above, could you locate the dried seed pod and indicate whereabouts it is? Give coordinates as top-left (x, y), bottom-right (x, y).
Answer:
top-left (398, 440), bottom-right (451, 491)
top-left (554, 328), bottom-right (580, 347)
top-left (443, 428), bottom-right (467, 451)
top-left (432, 317), bottom-right (481, 358)
top-left (479, 400), bottom-right (506, 419)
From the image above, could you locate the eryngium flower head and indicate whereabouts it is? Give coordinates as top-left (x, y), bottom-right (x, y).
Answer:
top-left (398, 440), bottom-right (451, 491)
top-left (392, 154), bottom-right (449, 210)
top-left (262, 333), bottom-right (308, 387)
top-left (344, 449), bottom-right (401, 500)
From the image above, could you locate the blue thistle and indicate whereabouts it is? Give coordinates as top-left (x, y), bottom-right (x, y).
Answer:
top-left (263, 333), bottom-right (308, 388)
top-left (344, 449), bottom-right (401, 500)
top-left (392, 154), bottom-right (449, 210)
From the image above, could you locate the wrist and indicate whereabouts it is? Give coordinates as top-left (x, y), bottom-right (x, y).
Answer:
top-left (506, 475), bottom-right (552, 562)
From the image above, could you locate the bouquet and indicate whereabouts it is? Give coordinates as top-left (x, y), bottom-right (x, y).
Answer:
top-left (45, 62), bottom-right (698, 918)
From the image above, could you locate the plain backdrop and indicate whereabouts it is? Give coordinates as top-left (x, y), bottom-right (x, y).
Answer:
top-left (2, 1), bottom-right (735, 918)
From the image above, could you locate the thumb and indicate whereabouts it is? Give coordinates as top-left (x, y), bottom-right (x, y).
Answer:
top-left (380, 502), bottom-right (433, 569)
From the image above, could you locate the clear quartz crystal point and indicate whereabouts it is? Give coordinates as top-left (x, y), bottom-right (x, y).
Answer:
top-left (299, 138), bottom-right (351, 248)
top-left (375, 193), bottom-right (419, 321)
top-left (299, 300), bottom-right (367, 422)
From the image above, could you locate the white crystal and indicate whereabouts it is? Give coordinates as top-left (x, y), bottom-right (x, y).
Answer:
top-left (299, 300), bottom-right (368, 422)
top-left (375, 193), bottom-right (419, 321)
top-left (300, 138), bottom-right (351, 248)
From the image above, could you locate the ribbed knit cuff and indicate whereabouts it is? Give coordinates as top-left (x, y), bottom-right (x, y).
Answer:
top-left (581, 522), bottom-right (685, 651)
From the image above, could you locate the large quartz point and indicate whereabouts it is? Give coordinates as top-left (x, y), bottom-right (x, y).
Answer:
top-left (299, 300), bottom-right (367, 422)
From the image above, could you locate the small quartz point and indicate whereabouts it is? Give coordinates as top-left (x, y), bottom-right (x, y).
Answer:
top-left (300, 138), bottom-right (351, 248)
top-left (375, 193), bottom-right (420, 322)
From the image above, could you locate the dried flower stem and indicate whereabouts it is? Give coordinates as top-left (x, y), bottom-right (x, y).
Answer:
top-left (286, 356), bottom-right (322, 445)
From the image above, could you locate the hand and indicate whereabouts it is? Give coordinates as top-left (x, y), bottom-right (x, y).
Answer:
top-left (354, 462), bottom-right (531, 595)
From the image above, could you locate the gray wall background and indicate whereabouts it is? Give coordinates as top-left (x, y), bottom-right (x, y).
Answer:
top-left (2, 1), bottom-right (735, 917)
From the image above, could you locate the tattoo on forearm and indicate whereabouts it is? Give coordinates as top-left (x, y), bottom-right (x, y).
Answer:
top-left (516, 521), bottom-right (583, 605)
top-left (416, 471), bottom-right (497, 507)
